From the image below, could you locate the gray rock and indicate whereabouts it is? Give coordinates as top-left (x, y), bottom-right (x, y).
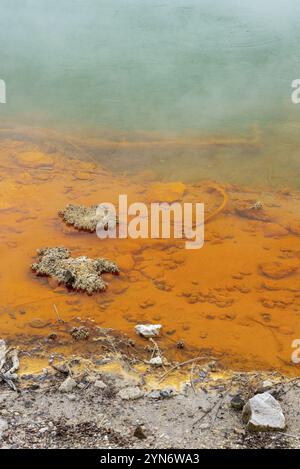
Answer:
top-left (242, 392), bottom-right (286, 432)
top-left (94, 380), bottom-right (107, 389)
top-left (0, 418), bottom-right (8, 439)
top-left (59, 377), bottom-right (77, 393)
top-left (95, 358), bottom-right (111, 365)
top-left (256, 380), bottom-right (274, 394)
top-left (118, 386), bottom-right (144, 400)
top-left (230, 394), bottom-right (245, 411)
top-left (147, 387), bottom-right (177, 399)
top-left (147, 390), bottom-right (161, 399)
top-left (113, 376), bottom-right (142, 389)
top-left (160, 387), bottom-right (177, 399)
top-left (262, 380), bottom-right (273, 389)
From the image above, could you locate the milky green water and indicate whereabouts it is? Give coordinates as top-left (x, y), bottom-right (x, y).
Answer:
top-left (1, 0), bottom-right (300, 187)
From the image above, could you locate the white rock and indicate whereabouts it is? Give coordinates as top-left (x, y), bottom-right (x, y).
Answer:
top-left (118, 386), bottom-right (144, 400)
top-left (59, 376), bottom-right (77, 393)
top-left (242, 392), bottom-right (286, 432)
top-left (135, 324), bottom-right (162, 338)
top-left (148, 356), bottom-right (163, 366)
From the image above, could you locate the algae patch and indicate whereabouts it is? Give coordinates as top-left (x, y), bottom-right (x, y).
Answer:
top-left (31, 247), bottom-right (119, 294)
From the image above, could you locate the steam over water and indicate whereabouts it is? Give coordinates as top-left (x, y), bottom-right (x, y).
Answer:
top-left (0, 0), bottom-right (299, 131)
top-left (1, 1), bottom-right (300, 187)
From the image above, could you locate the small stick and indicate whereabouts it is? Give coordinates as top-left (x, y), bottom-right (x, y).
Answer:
top-left (66, 362), bottom-right (73, 377)
top-left (158, 356), bottom-right (217, 383)
top-left (192, 383), bottom-right (232, 431)
top-left (277, 378), bottom-right (300, 397)
top-left (211, 385), bottom-right (232, 427)
top-left (53, 304), bottom-right (64, 324)
top-left (149, 338), bottom-right (167, 368)
top-left (103, 330), bottom-right (118, 356)
top-left (279, 432), bottom-right (300, 440)
top-left (190, 362), bottom-right (196, 395)
top-left (191, 407), bottom-right (214, 429)
top-left (149, 338), bottom-right (161, 359)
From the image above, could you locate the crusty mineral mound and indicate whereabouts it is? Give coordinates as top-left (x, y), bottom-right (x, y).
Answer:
top-left (31, 247), bottom-right (119, 294)
top-left (59, 204), bottom-right (100, 232)
top-left (59, 203), bottom-right (117, 232)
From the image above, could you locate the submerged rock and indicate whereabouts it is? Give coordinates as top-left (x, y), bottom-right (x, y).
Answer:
top-left (59, 203), bottom-right (117, 232)
top-left (262, 223), bottom-right (289, 239)
top-left (16, 151), bottom-right (53, 169)
top-left (135, 324), bottom-right (162, 338)
top-left (146, 181), bottom-right (186, 203)
top-left (31, 247), bottom-right (119, 294)
top-left (288, 222), bottom-right (300, 236)
top-left (259, 261), bottom-right (297, 280)
top-left (29, 318), bottom-right (51, 329)
top-left (242, 392), bottom-right (286, 432)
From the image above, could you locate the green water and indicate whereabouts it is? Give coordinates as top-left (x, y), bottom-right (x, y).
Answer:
top-left (1, 0), bottom-right (300, 132)
top-left (1, 0), bottom-right (300, 187)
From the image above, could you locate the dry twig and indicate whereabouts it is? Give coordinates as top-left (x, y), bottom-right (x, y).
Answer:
top-left (158, 356), bottom-right (217, 383)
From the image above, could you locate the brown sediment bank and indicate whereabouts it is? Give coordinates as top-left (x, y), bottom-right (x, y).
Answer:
top-left (1, 133), bottom-right (300, 377)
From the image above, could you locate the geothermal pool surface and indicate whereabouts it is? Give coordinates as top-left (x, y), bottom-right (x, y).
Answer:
top-left (1, 130), bottom-right (300, 375)
top-left (1, 1), bottom-right (300, 375)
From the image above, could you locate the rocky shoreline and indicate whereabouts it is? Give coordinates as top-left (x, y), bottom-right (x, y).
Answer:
top-left (1, 340), bottom-right (300, 449)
